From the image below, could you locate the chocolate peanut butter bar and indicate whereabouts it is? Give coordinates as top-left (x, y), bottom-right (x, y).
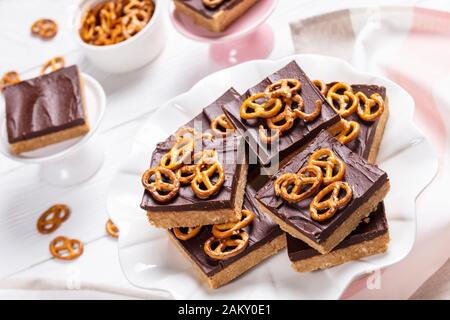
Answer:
top-left (173, 0), bottom-right (259, 32)
top-left (141, 89), bottom-right (248, 228)
top-left (223, 61), bottom-right (342, 167)
top-left (256, 130), bottom-right (390, 254)
top-left (287, 203), bottom-right (389, 272)
top-left (168, 172), bottom-right (285, 289)
top-left (4, 65), bottom-right (89, 154)
top-left (315, 81), bottom-right (389, 164)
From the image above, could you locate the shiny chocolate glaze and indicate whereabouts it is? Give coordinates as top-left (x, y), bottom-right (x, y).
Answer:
top-left (4, 66), bottom-right (85, 143)
top-left (256, 130), bottom-right (388, 244)
top-left (222, 61), bottom-right (341, 166)
top-left (287, 202), bottom-right (388, 261)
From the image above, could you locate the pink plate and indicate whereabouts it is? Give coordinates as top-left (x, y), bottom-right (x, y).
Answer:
top-left (170, 0), bottom-right (278, 66)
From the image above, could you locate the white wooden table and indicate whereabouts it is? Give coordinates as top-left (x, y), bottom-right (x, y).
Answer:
top-left (0, 0), bottom-right (449, 299)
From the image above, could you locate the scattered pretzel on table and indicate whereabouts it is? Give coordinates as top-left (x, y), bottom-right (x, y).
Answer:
top-left (274, 165), bottom-right (323, 203)
top-left (41, 56), bottom-right (65, 75)
top-left (310, 181), bottom-right (353, 221)
top-left (141, 166), bottom-right (180, 203)
top-left (106, 219), bottom-right (119, 238)
top-left (173, 226), bottom-right (202, 241)
top-left (211, 114), bottom-right (234, 137)
top-left (36, 204), bottom-right (71, 234)
top-left (31, 18), bottom-right (58, 40)
top-left (335, 119), bottom-right (360, 144)
top-left (326, 82), bottom-right (358, 117)
top-left (212, 209), bottom-right (255, 239)
top-left (355, 91), bottom-right (385, 122)
top-left (308, 148), bottom-right (346, 185)
top-left (204, 230), bottom-right (249, 260)
top-left (49, 236), bottom-right (84, 260)
top-left (79, 0), bottom-right (155, 46)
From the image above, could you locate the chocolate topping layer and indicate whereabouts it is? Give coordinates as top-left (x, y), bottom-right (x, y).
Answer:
top-left (140, 89), bottom-right (245, 212)
top-left (287, 202), bottom-right (388, 261)
top-left (256, 130), bottom-right (388, 244)
top-left (170, 175), bottom-right (284, 277)
top-left (177, 0), bottom-right (244, 18)
top-left (223, 61), bottom-right (340, 166)
top-left (327, 83), bottom-right (387, 160)
top-left (4, 66), bottom-right (86, 143)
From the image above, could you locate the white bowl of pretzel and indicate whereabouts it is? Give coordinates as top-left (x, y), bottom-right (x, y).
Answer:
top-left (74, 0), bottom-right (167, 73)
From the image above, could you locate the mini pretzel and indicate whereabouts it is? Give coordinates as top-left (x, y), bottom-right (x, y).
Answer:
top-left (204, 231), bottom-right (249, 260)
top-left (40, 56), bottom-right (65, 75)
top-left (293, 98), bottom-right (322, 122)
top-left (258, 102), bottom-right (296, 144)
top-left (240, 93), bottom-right (282, 119)
top-left (310, 181), bottom-right (352, 221)
top-left (31, 19), bottom-right (58, 39)
top-left (49, 236), bottom-right (84, 261)
top-left (356, 92), bottom-right (385, 122)
top-left (141, 166), bottom-right (180, 203)
top-left (212, 209), bottom-right (255, 239)
top-left (211, 114), bottom-right (234, 137)
top-left (274, 165), bottom-right (323, 203)
top-left (37, 204), bottom-right (70, 234)
top-left (105, 219), bottom-right (119, 238)
top-left (202, 0), bottom-right (225, 9)
top-left (173, 226), bottom-right (202, 241)
top-left (0, 71), bottom-right (21, 91)
top-left (326, 82), bottom-right (358, 117)
top-left (122, 9), bottom-right (150, 39)
top-left (308, 148), bottom-right (345, 185)
top-left (265, 79), bottom-right (301, 99)
top-left (191, 158), bottom-right (225, 199)
top-left (313, 80), bottom-right (328, 96)
top-left (160, 136), bottom-right (195, 171)
top-left (335, 119), bottom-right (360, 144)
top-left (176, 127), bottom-right (213, 141)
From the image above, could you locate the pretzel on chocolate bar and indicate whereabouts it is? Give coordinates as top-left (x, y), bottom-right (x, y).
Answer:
top-left (31, 19), bottom-right (58, 40)
top-left (160, 136), bottom-right (195, 171)
top-left (212, 209), bottom-right (254, 239)
top-left (41, 57), bottom-right (65, 75)
top-left (335, 119), bottom-right (360, 144)
top-left (240, 93), bottom-right (283, 119)
top-left (141, 166), bottom-right (180, 203)
top-left (37, 204), bottom-right (70, 234)
top-left (293, 98), bottom-right (322, 122)
top-left (313, 80), bottom-right (328, 96)
top-left (310, 181), bottom-right (352, 221)
top-left (175, 150), bottom-right (218, 184)
top-left (308, 148), bottom-right (345, 185)
top-left (356, 91), bottom-right (385, 122)
top-left (265, 79), bottom-right (301, 99)
top-left (258, 102), bottom-right (297, 144)
top-left (204, 230), bottom-right (249, 260)
top-left (0, 71), bottom-right (21, 91)
top-left (191, 157), bottom-right (225, 199)
top-left (211, 114), bottom-right (234, 137)
top-left (49, 236), bottom-right (84, 260)
top-left (274, 165), bottom-right (323, 203)
top-left (326, 82), bottom-right (358, 117)
top-left (176, 127), bottom-right (213, 141)
top-left (173, 226), bottom-right (202, 241)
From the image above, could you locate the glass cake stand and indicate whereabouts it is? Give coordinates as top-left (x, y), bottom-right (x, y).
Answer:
top-left (169, 0), bottom-right (278, 67)
top-left (0, 73), bottom-right (106, 186)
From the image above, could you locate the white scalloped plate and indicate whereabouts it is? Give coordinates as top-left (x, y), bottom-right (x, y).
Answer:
top-left (106, 54), bottom-right (437, 299)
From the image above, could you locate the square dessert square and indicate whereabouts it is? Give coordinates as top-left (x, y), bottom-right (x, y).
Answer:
top-left (167, 172), bottom-right (286, 289)
top-left (287, 202), bottom-right (389, 272)
top-left (141, 90), bottom-right (248, 229)
top-left (256, 130), bottom-right (390, 254)
top-left (223, 61), bottom-right (342, 167)
top-left (314, 81), bottom-right (389, 164)
top-left (173, 0), bottom-right (259, 32)
top-left (3, 65), bottom-right (89, 154)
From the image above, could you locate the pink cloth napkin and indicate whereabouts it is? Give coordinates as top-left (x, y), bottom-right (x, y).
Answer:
top-left (290, 6), bottom-right (450, 299)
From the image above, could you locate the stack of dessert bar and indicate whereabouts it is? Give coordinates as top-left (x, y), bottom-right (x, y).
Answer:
top-left (140, 61), bottom-right (390, 289)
